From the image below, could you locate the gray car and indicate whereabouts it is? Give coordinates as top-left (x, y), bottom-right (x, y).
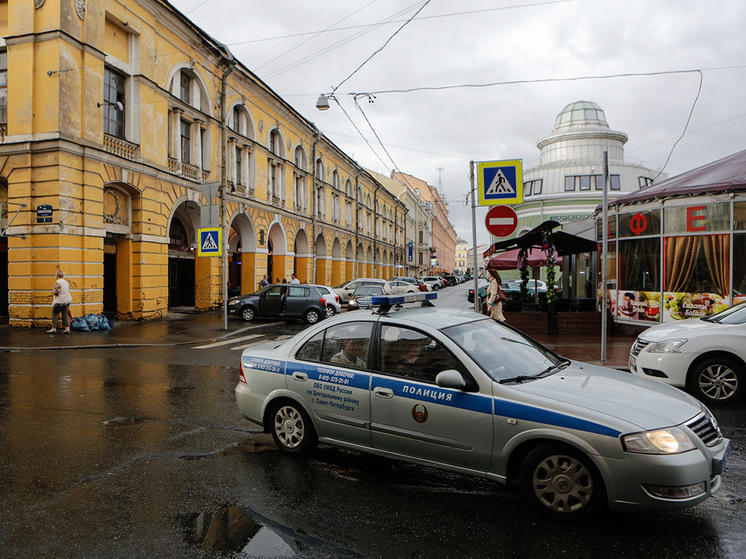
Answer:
top-left (227, 284), bottom-right (328, 324)
top-left (236, 295), bottom-right (729, 519)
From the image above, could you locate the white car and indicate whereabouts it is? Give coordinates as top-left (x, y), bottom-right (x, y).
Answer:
top-left (310, 284), bottom-right (342, 317)
top-left (388, 279), bottom-right (419, 295)
top-left (237, 293), bottom-right (728, 519)
top-left (629, 302), bottom-right (746, 405)
top-left (333, 279), bottom-right (393, 304)
top-left (419, 276), bottom-right (444, 290)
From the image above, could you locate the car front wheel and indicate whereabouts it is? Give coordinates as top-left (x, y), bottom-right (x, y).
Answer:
top-left (689, 357), bottom-right (744, 405)
top-left (240, 306), bottom-right (256, 322)
top-left (270, 401), bottom-right (317, 454)
top-left (305, 308), bottom-right (321, 324)
top-left (519, 443), bottom-right (604, 520)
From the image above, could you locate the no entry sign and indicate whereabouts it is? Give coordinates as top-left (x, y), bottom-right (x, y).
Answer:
top-left (485, 205), bottom-right (518, 237)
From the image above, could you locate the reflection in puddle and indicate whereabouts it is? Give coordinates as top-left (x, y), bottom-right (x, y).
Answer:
top-left (182, 505), bottom-right (296, 557)
top-left (101, 416), bottom-right (145, 427)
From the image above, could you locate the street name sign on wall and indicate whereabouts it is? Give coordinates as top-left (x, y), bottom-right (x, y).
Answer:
top-left (477, 160), bottom-right (523, 206)
top-left (197, 227), bottom-right (221, 257)
top-left (485, 205), bottom-right (518, 237)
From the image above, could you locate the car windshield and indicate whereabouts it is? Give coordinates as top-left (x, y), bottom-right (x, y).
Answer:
top-left (355, 286), bottom-right (382, 297)
top-left (701, 302), bottom-right (746, 324)
top-left (444, 319), bottom-right (563, 382)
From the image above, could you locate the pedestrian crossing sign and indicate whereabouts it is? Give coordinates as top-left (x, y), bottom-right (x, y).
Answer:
top-left (197, 227), bottom-right (221, 257)
top-left (477, 160), bottom-right (523, 206)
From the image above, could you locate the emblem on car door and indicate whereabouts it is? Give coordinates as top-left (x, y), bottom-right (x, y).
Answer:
top-left (411, 404), bottom-right (428, 423)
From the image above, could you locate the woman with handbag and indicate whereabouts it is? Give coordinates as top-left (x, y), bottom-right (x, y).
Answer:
top-left (486, 269), bottom-right (506, 322)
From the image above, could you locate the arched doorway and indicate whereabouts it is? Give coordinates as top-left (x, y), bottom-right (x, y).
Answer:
top-left (267, 221), bottom-right (287, 283)
top-left (293, 229), bottom-right (310, 283)
top-left (228, 213), bottom-right (256, 296)
top-left (168, 201), bottom-right (200, 308)
top-left (315, 233), bottom-right (327, 285)
top-left (345, 241), bottom-right (354, 282)
top-left (331, 238), bottom-right (342, 286)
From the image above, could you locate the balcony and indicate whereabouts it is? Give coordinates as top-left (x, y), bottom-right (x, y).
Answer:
top-left (103, 134), bottom-right (139, 161)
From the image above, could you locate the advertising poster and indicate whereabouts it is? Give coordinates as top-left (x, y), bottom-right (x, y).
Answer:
top-left (616, 290), bottom-right (661, 322)
top-left (662, 292), bottom-right (729, 320)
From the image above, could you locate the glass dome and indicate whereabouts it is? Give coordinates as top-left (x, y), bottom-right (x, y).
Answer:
top-left (554, 101), bottom-right (607, 128)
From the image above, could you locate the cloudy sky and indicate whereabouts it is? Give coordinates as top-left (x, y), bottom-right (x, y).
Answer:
top-left (170, 0), bottom-right (746, 246)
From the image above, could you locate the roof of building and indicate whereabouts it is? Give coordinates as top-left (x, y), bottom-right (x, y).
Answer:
top-left (608, 149), bottom-right (746, 207)
top-left (554, 101), bottom-right (608, 130)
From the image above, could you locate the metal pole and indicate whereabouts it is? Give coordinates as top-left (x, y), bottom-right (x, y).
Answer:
top-left (220, 58), bottom-right (235, 331)
top-left (601, 151), bottom-right (609, 362)
top-left (470, 161), bottom-right (480, 313)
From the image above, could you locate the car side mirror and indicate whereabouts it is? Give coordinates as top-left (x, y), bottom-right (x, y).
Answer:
top-left (435, 369), bottom-right (467, 390)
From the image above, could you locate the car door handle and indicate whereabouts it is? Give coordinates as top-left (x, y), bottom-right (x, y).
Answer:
top-left (292, 372), bottom-right (308, 381)
top-left (373, 387), bottom-right (394, 399)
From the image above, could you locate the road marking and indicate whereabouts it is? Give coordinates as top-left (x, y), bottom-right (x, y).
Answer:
top-left (231, 334), bottom-right (292, 351)
top-left (193, 334), bottom-right (263, 349)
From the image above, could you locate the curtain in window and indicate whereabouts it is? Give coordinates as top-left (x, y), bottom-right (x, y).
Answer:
top-left (702, 234), bottom-right (729, 295)
top-left (665, 236), bottom-right (701, 292)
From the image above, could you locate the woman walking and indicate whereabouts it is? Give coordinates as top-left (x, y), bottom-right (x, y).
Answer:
top-left (486, 269), bottom-right (506, 322)
top-left (48, 270), bottom-right (72, 333)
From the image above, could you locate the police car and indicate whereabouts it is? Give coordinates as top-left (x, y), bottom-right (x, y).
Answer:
top-left (236, 293), bottom-right (729, 519)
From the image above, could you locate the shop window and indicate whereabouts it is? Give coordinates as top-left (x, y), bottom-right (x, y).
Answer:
top-left (664, 234), bottom-right (729, 295)
top-left (618, 209), bottom-right (661, 237)
top-left (733, 202), bottom-right (746, 230)
top-left (664, 204), bottom-right (731, 234)
top-left (620, 238), bottom-right (660, 291)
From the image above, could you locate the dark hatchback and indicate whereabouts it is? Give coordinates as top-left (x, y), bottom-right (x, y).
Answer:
top-left (228, 284), bottom-right (328, 324)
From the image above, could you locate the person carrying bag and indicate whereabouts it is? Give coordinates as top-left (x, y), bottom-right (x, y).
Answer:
top-left (486, 269), bottom-right (506, 322)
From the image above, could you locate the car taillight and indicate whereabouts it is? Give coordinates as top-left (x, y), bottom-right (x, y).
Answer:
top-left (320, 298), bottom-right (327, 305)
top-left (335, 296), bottom-right (340, 302)
top-left (239, 362), bottom-right (247, 384)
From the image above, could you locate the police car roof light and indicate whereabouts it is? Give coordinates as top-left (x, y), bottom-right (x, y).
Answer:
top-left (370, 292), bottom-right (437, 309)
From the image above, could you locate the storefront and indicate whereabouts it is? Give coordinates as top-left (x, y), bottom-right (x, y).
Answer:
top-left (596, 150), bottom-right (746, 325)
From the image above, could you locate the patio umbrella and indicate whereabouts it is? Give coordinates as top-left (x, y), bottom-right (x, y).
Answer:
top-left (485, 247), bottom-right (563, 270)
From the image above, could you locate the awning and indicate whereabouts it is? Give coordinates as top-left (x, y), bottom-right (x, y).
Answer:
top-left (486, 247), bottom-right (563, 270)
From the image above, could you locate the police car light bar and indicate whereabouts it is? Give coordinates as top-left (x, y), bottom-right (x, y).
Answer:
top-left (371, 292), bottom-right (437, 306)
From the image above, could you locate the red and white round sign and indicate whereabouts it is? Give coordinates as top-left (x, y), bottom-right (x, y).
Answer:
top-left (485, 205), bottom-right (518, 237)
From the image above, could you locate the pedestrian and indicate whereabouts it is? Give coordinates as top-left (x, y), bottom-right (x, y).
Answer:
top-left (486, 268), bottom-right (506, 322)
top-left (290, 273), bottom-right (300, 285)
top-left (48, 269), bottom-right (72, 334)
top-left (259, 274), bottom-right (269, 289)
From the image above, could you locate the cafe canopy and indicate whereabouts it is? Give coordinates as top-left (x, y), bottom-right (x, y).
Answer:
top-left (483, 220), bottom-right (597, 269)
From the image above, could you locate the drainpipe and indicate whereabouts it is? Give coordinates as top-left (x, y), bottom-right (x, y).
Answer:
top-left (354, 171), bottom-right (361, 277)
top-left (373, 186), bottom-right (379, 277)
top-left (221, 54), bottom-right (236, 330)
top-left (311, 127), bottom-right (321, 282)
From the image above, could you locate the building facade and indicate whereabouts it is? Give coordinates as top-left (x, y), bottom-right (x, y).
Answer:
top-left (491, 100), bottom-right (665, 292)
top-left (597, 149), bottom-right (746, 325)
top-left (455, 239), bottom-right (468, 274)
top-left (0, 0), bottom-right (405, 325)
top-left (392, 171), bottom-right (457, 276)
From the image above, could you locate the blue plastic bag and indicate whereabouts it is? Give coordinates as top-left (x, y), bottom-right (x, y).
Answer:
top-left (71, 316), bottom-right (90, 331)
top-left (85, 313), bottom-right (100, 331)
top-left (98, 314), bottom-right (112, 330)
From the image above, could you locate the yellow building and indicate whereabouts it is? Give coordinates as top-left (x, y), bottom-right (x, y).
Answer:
top-left (0, 0), bottom-right (405, 326)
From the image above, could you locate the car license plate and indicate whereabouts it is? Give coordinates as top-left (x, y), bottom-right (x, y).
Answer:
top-left (628, 355), bottom-right (636, 371)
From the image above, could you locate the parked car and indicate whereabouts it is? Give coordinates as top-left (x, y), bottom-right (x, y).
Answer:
top-left (334, 278), bottom-right (393, 304)
top-left (227, 284), bottom-right (328, 324)
top-left (389, 279), bottom-right (419, 295)
top-left (236, 294), bottom-right (729, 519)
top-left (505, 279), bottom-right (548, 293)
top-left (347, 285), bottom-right (385, 311)
top-left (443, 275), bottom-right (458, 286)
top-left (420, 276), bottom-right (444, 290)
top-left (310, 284), bottom-right (342, 317)
top-left (390, 276), bottom-right (428, 292)
top-left (629, 302), bottom-right (746, 405)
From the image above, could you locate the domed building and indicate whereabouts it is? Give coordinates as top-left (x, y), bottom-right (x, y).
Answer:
top-left (505, 101), bottom-right (665, 296)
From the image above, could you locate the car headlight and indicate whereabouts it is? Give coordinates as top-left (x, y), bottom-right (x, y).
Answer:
top-left (622, 427), bottom-right (696, 454)
top-left (646, 338), bottom-right (688, 353)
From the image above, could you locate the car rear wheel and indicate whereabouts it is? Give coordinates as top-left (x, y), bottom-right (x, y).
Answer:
top-left (519, 443), bottom-right (604, 520)
top-left (305, 308), bottom-right (321, 324)
top-left (689, 357), bottom-right (744, 405)
top-left (270, 401), bottom-right (317, 454)
top-left (432, 284), bottom-right (439, 290)
top-left (240, 306), bottom-right (256, 322)
top-left (326, 305), bottom-right (336, 318)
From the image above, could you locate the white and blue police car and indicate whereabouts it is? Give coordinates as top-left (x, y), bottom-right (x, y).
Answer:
top-left (236, 293), bottom-right (729, 519)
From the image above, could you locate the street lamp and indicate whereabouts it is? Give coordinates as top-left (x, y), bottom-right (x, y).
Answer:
top-left (315, 94), bottom-right (331, 111)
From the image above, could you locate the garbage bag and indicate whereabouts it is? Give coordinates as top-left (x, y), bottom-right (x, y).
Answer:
top-left (98, 314), bottom-right (112, 330)
top-left (85, 313), bottom-right (100, 331)
top-left (72, 316), bottom-right (90, 332)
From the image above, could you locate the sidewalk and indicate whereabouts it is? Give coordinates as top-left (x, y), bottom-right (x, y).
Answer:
top-left (0, 310), bottom-right (634, 370)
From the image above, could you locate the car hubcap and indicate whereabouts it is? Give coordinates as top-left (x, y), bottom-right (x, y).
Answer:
top-left (699, 365), bottom-right (738, 400)
top-left (532, 455), bottom-right (592, 513)
top-left (274, 406), bottom-right (304, 448)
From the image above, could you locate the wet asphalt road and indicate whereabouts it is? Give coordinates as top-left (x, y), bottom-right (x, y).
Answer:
top-left (1, 285), bottom-right (745, 558)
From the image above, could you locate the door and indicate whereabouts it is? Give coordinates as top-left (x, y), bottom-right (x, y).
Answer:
top-left (370, 324), bottom-right (493, 471)
top-left (284, 285), bottom-right (311, 317)
top-left (290, 321), bottom-right (374, 447)
top-left (258, 285), bottom-right (284, 317)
